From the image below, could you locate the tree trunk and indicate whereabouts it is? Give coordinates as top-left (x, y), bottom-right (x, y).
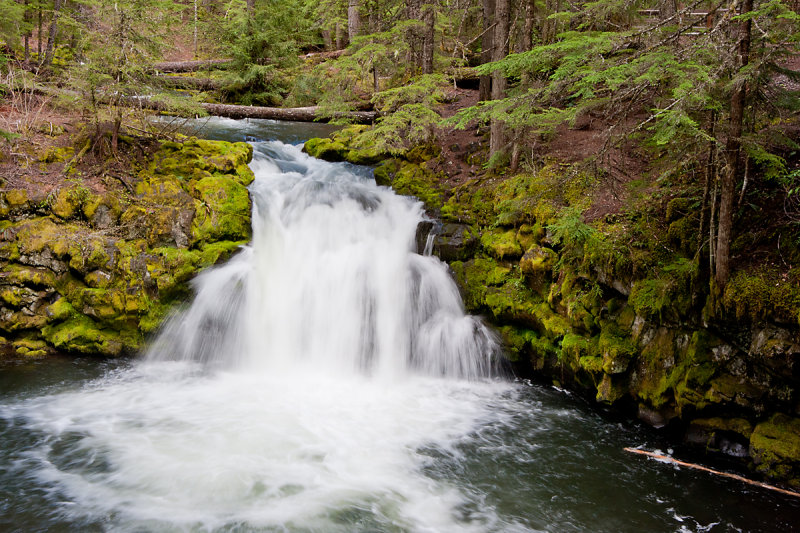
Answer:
top-left (422, 4), bottom-right (435, 74)
top-left (154, 59), bottom-right (233, 72)
top-left (37, 4), bottom-right (42, 57)
top-left (23, 0), bottom-right (30, 64)
top-left (195, 103), bottom-right (377, 123)
top-left (715, 0), bottom-right (752, 289)
top-left (479, 0), bottom-right (496, 101)
top-left (321, 29), bottom-right (333, 50)
top-left (335, 22), bottom-right (345, 48)
top-left (521, 0), bottom-right (534, 52)
top-left (406, 0), bottom-right (422, 69)
top-left (348, 0), bottom-right (361, 43)
top-left (42, 0), bottom-right (63, 68)
top-left (489, 0), bottom-right (510, 158)
top-left (193, 0), bottom-right (198, 58)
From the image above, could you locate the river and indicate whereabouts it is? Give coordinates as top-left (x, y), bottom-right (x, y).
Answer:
top-left (1, 118), bottom-right (798, 532)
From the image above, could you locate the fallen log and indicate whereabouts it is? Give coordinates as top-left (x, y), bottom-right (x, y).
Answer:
top-left (31, 85), bottom-right (378, 124)
top-left (624, 447), bottom-right (800, 499)
top-left (154, 59), bottom-right (233, 73)
top-left (196, 103), bottom-right (377, 124)
top-left (156, 75), bottom-right (223, 91)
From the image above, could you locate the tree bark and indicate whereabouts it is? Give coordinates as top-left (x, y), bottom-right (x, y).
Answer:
top-left (23, 0), bottom-right (30, 64)
top-left (489, 0), bottom-right (509, 157)
top-left (348, 0), bottom-right (361, 43)
top-left (156, 75), bottom-right (222, 91)
top-left (37, 3), bottom-right (42, 57)
top-left (406, 0), bottom-right (422, 69)
top-left (715, 0), bottom-right (753, 289)
top-left (42, 0), bottom-right (63, 68)
top-left (154, 59), bottom-right (233, 72)
top-left (521, 0), bottom-right (535, 52)
top-left (479, 0), bottom-right (496, 101)
top-left (422, 4), bottom-right (436, 74)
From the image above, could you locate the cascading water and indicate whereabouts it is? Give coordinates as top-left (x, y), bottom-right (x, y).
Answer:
top-left (0, 137), bottom-right (518, 533)
top-left (147, 141), bottom-right (500, 380)
top-left (2, 120), bottom-right (798, 533)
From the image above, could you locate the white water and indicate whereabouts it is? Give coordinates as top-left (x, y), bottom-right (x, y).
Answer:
top-left (148, 142), bottom-right (499, 379)
top-left (1, 141), bottom-right (518, 532)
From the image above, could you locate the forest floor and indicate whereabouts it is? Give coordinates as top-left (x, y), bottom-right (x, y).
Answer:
top-left (0, 100), bottom-right (157, 202)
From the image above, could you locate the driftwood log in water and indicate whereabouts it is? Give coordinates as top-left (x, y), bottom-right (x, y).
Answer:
top-left (154, 59), bottom-right (233, 73)
top-left (624, 448), bottom-right (800, 499)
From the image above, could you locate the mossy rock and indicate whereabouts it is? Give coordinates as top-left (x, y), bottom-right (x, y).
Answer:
top-left (430, 223), bottom-right (479, 262)
top-left (723, 268), bottom-right (800, 325)
top-left (596, 373), bottom-right (628, 404)
top-left (387, 161), bottom-right (443, 210)
top-left (83, 194), bottom-right (124, 229)
top-left (191, 175), bottom-right (251, 246)
top-left (39, 146), bottom-right (75, 164)
top-left (51, 184), bottom-right (91, 220)
top-left (480, 229), bottom-right (523, 260)
top-left (691, 417), bottom-right (754, 439)
top-left (519, 245), bottom-right (556, 283)
top-left (11, 338), bottom-right (50, 358)
top-left (42, 315), bottom-right (140, 356)
top-left (750, 414), bottom-right (800, 484)
top-left (303, 137), bottom-right (348, 162)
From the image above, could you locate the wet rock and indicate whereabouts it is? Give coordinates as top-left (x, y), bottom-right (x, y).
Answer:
top-left (414, 220), bottom-right (436, 255)
top-left (750, 414), bottom-right (800, 484)
top-left (519, 245), bottom-right (557, 286)
top-left (686, 417), bottom-right (753, 458)
top-left (430, 223), bottom-right (478, 261)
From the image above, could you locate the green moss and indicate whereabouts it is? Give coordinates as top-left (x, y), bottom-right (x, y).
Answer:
top-left (0, 287), bottom-right (26, 307)
top-left (517, 224), bottom-right (545, 251)
top-left (691, 417), bottom-right (753, 438)
top-left (723, 267), bottom-right (800, 325)
top-left (51, 185), bottom-right (90, 220)
top-left (628, 258), bottom-right (697, 320)
top-left (39, 146), bottom-right (75, 163)
top-left (303, 137), bottom-right (348, 162)
top-left (389, 162), bottom-right (443, 210)
top-left (4, 189), bottom-right (28, 208)
top-left (135, 175), bottom-right (191, 205)
top-left (596, 373), bottom-right (628, 404)
top-left (598, 329), bottom-right (636, 374)
top-left (46, 297), bottom-right (77, 321)
top-left (633, 327), bottom-right (677, 408)
top-left (441, 183), bottom-right (496, 225)
top-left (12, 338), bottom-right (49, 358)
top-left (42, 315), bottom-right (140, 356)
top-left (150, 138), bottom-right (253, 184)
top-left (191, 175), bottom-right (252, 246)
top-left (751, 414), bottom-right (800, 481)
top-left (0, 265), bottom-right (57, 288)
top-left (480, 229), bottom-right (523, 260)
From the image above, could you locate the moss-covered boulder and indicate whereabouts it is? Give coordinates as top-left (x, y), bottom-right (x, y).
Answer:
top-left (750, 414), bottom-right (800, 486)
top-left (0, 137), bottom-right (253, 358)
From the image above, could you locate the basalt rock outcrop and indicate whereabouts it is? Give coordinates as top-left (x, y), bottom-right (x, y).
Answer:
top-left (0, 138), bottom-right (254, 358)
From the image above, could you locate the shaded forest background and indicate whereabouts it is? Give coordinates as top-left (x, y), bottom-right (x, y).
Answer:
top-left (1, 0), bottom-right (800, 301)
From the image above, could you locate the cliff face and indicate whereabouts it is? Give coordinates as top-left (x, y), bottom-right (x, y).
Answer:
top-left (0, 138), bottom-right (254, 358)
top-left (305, 131), bottom-right (800, 487)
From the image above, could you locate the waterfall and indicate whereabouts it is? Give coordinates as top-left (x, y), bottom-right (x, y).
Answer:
top-left (147, 141), bottom-right (500, 380)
